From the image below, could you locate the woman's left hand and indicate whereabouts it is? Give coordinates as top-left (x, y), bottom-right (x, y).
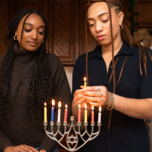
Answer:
top-left (80, 85), bottom-right (110, 107)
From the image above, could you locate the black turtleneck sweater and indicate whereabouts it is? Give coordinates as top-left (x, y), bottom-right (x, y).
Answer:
top-left (0, 44), bottom-right (71, 152)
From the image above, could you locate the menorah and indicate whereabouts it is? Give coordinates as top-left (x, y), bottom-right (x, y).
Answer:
top-left (43, 77), bottom-right (102, 152)
top-left (43, 105), bottom-right (102, 152)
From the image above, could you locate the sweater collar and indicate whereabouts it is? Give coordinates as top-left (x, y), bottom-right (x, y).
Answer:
top-left (14, 43), bottom-right (40, 63)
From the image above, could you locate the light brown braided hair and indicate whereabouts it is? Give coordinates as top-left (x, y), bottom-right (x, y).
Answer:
top-left (85, 0), bottom-right (152, 130)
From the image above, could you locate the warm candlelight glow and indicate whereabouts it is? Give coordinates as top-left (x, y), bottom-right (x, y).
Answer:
top-left (85, 104), bottom-right (87, 109)
top-left (44, 102), bottom-right (47, 106)
top-left (58, 101), bottom-right (61, 108)
top-left (92, 106), bottom-right (94, 110)
top-left (79, 104), bottom-right (81, 109)
top-left (84, 77), bottom-right (86, 81)
top-left (52, 99), bottom-right (55, 106)
top-left (99, 106), bottom-right (101, 112)
top-left (65, 104), bottom-right (68, 108)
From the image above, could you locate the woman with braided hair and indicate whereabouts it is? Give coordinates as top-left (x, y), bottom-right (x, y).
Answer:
top-left (72, 0), bottom-right (152, 152)
top-left (0, 9), bottom-right (71, 152)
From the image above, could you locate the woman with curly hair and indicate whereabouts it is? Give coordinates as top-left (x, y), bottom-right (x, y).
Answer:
top-left (0, 9), bottom-right (71, 152)
top-left (72, 0), bottom-right (152, 152)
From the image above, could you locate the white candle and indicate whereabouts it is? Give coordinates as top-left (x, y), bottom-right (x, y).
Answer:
top-left (57, 101), bottom-right (61, 122)
top-left (98, 106), bottom-right (102, 123)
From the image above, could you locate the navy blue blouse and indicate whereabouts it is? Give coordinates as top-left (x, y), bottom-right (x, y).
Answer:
top-left (72, 40), bottom-right (152, 152)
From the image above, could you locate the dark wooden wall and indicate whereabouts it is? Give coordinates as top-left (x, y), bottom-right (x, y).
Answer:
top-left (0, 0), bottom-right (152, 65)
top-left (0, 1), bottom-right (152, 151)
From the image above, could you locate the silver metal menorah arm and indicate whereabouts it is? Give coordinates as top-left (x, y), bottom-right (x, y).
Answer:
top-left (89, 123), bottom-right (101, 141)
top-left (44, 122), bottom-right (73, 151)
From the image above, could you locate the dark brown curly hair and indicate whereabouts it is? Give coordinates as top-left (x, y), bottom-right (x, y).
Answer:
top-left (0, 9), bottom-right (53, 124)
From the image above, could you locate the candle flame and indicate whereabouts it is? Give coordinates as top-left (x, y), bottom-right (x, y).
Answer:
top-left (99, 106), bottom-right (101, 112)
top-left (84, 77), bottom-right (86, 81)
top-left (92, 105), bottom-right (94, 110)
top-left (65, 104), bottom-right (68, 108)
top-left (85, 104), bottom-right (87, 109)
top-left (58, 101), bottom-right (61, 108)
top-left (52, 99), bottom-right (55, 106)
top-left (44, 102), bottom-right (47, 106)
top-left (79, 104), bottom-right (81, 109)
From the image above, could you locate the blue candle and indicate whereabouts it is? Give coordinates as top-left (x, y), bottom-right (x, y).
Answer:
top-left (51, 99), bottom-right (55, 122)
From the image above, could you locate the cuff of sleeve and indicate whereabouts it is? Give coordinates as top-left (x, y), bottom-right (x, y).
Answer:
top-left (0, 143), bottom-right (13, 152)
top-left (39, 138), bottom-right (58, 152)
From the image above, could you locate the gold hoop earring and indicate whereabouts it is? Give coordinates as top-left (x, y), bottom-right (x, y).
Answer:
top-left (14, 35), bottom-right (18, 41)
top-left (120, 25), bottom-right (123, 30)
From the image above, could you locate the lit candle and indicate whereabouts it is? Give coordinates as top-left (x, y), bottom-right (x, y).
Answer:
top-left (64, 104), bottom-right (68, 122)
top-left (98, 106), bottom-right (102, 123)
top-left (57, 101), bottom-right (61, 122)
top-left (51, 99), bottom-right (55, 122)
top-left (91, 106), bottom-right (94, 123)
top-left (44, 102), bottom-right (47, 123)
top-left (84, 104), bottom-right (87, 123)
top-left (84, 77), bottom-right (87, 87)
top-left (78, 104), bottom-right (81, 123)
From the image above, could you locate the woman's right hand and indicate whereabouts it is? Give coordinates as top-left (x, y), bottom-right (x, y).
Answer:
top-left (73, 86), bottom-right (110, 107)
top-left (4, 145), bottom-right (39, 152)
